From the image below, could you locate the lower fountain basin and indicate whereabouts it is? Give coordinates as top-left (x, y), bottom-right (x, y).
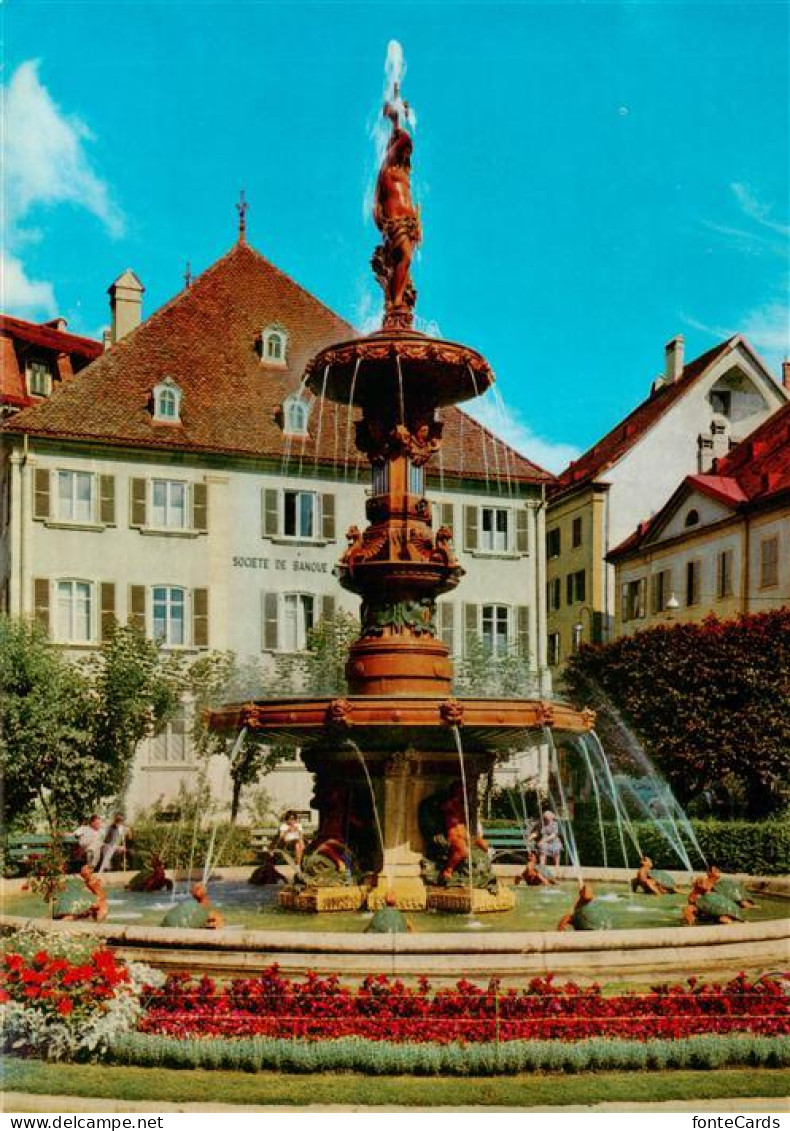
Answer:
top-left (209, 695), bottom-right (594, 752)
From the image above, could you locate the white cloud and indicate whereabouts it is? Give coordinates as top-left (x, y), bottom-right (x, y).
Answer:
top-left (682, 302), bottom-right (789, 375)
top-left (1, 251), bottom-right (56, 317)
top-left (731, 182), bottom-right (790, 237)
top-left (1, 60), bottom-right (123, 318)
top-left (466, 393), bottom-right (580, 475)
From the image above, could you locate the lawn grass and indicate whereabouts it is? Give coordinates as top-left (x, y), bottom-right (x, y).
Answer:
top-left (5, 1059), bottom-right (790, 1109)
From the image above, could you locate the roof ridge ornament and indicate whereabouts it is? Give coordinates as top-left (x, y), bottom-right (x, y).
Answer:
top-left (236, 189), bottom-right (249, 244)
top-left (372, 78), bottom-right (422, 331)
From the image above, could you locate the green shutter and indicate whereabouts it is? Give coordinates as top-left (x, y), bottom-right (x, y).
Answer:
top-left (192, 588), bottom-right (209, 648)
top-left (263, 489), bottom-right (279, 537)
top-left (439, 601), bottom-right (455, 652)
top-left (130, 478), bottom-right (147, 527)
top-left (439, 502), bottom-right (454, 530)
top-left (100, 582), bottom-right (116, 641)
top-left (129, 585), bottom-right (146, 632)
top-left (463, 505), bottom-right (478, 551)
top-left (192, 482), bottom-right (208, 532)
top-left (99, 475), bottom-right (116, 525)
top-left (262, 592), bottom-right (279, 650)
top-left (321, 493), bottom-right (336, 540)
top-left (516, 606), bottom-right (530, 659)
top-left (33, 469), bottom-right (50, 520)
top-left (463, 603), bottom-right (478, 655)
top-left (515, 508), bottom-right (528, 554)
top-left (566, 574), bottom-right (574, 606)
top-left (321, 594), bottom-right (336, 624)
top-left (33, 578), bottom-right (50, 632)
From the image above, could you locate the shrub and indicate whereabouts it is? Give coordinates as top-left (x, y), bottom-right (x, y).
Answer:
top-left (127, 821), bottom-right (253, 870)
top-left (1, 930), bottom-right (163, 1061)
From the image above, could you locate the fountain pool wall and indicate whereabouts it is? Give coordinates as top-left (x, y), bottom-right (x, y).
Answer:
top-left (3, 869), bottom-right (787, 986)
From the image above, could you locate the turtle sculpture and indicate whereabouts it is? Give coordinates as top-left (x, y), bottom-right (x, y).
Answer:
top-left (696, 890), bottom-right (744, 923)
top-left (293, 843), bottom-right (359, 889)
top-left (714, 877), bottom-right (756, 907)
top-left (558, 883), bottom-right (614, 931)
top-left (417, 783), bottom-right (499, 893)
top-left (126, 853), bottom-right (173, 893)
top-left (52, 875), bottom-right (98, 920)
top-left (650, 868), bottom-right (680, 893)
top-left (160, 883), bottom-right (224, 929)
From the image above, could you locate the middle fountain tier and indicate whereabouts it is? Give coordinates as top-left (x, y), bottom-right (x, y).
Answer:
top-left (210, 82), bottom-right (595, 914)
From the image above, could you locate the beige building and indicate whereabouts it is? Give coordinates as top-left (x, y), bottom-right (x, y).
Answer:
top-left (545, 335), bottom-right (788, 665)
top-left (608, 398), bottom-right (790, 634)
top-left (1, 234), bottom-right (553, 816)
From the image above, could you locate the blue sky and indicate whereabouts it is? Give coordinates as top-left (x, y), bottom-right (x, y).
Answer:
top-left (3, 1), bottom-right (788, 470)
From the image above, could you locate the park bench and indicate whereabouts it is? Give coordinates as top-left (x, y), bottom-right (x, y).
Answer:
top-left (5, 833), bottom-right (80, 874)
top-left (481, 824), bottom-right (534, 864)
top-left (251, 812), bottom-right (315, 861)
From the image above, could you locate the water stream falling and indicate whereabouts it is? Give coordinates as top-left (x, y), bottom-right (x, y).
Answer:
top-left (343, 359), bottom-right (362, 478)
top-left (576, 735), bottom-right (608, 869)
top-left (345, 739), bottom-right (388, 888)
top-left (542, 727), bottom-right (584, 885)
top-left (312, 365), bottom-right (331, 474)
top-left (451, 725), bottom-right (483, 926)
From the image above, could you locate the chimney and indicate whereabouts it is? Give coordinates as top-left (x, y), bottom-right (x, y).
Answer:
top-left (108, 269), bottom-right (144, 343)
top-left (782, 360), bottom-right (790, 391)
top-left (665, 334), bottom-right (685, 383)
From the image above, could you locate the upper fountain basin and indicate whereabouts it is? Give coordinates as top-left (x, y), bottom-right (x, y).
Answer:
top-left (304, 329), bottom-right (494, 409)
top-left (208, 695), bottom-right (595, 754)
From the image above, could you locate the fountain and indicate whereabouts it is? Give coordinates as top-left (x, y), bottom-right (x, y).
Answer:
top-left (208, 76), bottom-right (595, 916)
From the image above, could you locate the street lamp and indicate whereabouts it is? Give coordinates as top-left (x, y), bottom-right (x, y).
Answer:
top-left (665, 592), bottom-right (679, 620)
top-left (572, 605), bottom-right (594, 651)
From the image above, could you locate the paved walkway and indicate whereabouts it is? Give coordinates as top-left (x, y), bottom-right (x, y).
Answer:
top-left (5, 1093), bottom-right (789, 1114)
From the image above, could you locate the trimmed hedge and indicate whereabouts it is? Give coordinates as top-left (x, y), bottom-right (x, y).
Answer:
top-left (108, 1031), bottom-right (790, 1075)
top-left (127, 822), bottom-right (253, 870)
top-left (573, 816), bottom-right (790, 875)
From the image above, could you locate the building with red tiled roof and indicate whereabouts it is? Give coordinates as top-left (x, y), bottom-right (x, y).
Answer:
top-left (544, 334), bottom-right (788, 664)
top-left (608, 395), bottom-right (790, 635)
top-left (1, 235), bottom-right (553, 815)
top-left (1, 315), bottom-right (103, 417)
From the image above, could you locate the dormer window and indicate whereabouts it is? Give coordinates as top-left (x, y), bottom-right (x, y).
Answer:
top-left (711, 390), bottom-right (731, 418)
top-left (283, 394), bottom-right (310, 436)
top-left (684, 508), bottom-right (700, 528)
top-left (261, 325), bottom-right (288, 367)
top-left (152, 377), bottom-right (182, 423)
top-left (28, 359), bottom-right (53, 398)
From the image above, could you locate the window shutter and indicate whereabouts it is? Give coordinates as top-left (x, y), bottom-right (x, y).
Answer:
top-left (463, 505), bottom-right (478, 551)
top-left (620, 584), bottom-right (629, 623)
top-left (515, 508), bottom-right (528, 554)
top-left (463, 603), bottom-right (478, 655)
top-left (99, 475), bottom-right (116, 525)
top-left (566, 574), bottom-right (574, 606)
top-left (100, 582), bottom-right (116, 641)
top-left (262, 592), bottom-right (279, 650)
top-left (130, 478), bottom-right (147, 527)
top-left (321, 594), bottom-right (336, 623)
top-left (128, 585), bottom-right (146, 632)
top-left (192, 482), bottom-right (208, 533)
top-left (321, 493), bottom-right (336, 540)
top-left (439, 502), bottom-right (454, 530)
top-left (192, 588), bottom-right (209, 648)
top-left (438, 601), bottom-right (455, 652)
top-left (516, 606), bottom-right (530, 659)
top-left (263, 489), bottom-right (279, 537)
top-left (637, 578), bottom-right (647, 618)
top-left (651, 574), bottom-right (661, 614)
top-left (33, 469), bottom-right (50, 520)
top-left (33, 578), bottom-right (50, 632)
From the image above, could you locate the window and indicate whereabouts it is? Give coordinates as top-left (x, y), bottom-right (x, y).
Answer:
top-left (56, 580), bottom-right (92, 642)
top-left (684, 509), bottom-right (700, 528)
top-left (547, 578), bottom-right (561, 611)
top-left (152, 587), bottom-right (186, 646)
top-left (711, 390), bottom-right (731, 418)
top-left (572, 517), bottom-right (582, 548)
top-left (372, 464), bottom-right (390, 495)
top-left (685, 560), bottom-right (701, 607)
top-left (152, 378), bottom-right (182, 423)
top-left (282, 594), bottom-right (315, 651)
top-left (408, 462), bottom-right (425, 496)
top-left (716, 550), bottom-right (733, 599)
top-left (284, 490), bottom-right (316, 538)
top-left (28, 360), bottom-right (53, 397)
top-left (651, 568), bottom-right (672, 613)
top-left (547, 632), bottom-right (561, 666)
top-left (546, 527), bottom-right (561, 558)
top-left (57, 470), bottom-right (93, 523)
top-left (262, 326), bottom-right (287, 365)
top-left (150, 708), bottom-right (189, 764)
top-left (481, 507), bottom-right (509, 553)
top-left (566, 570), bottom-right (586, 606)
top-left (283, 396), bottom-right (309, 435)
top-left (760, 537), bottom-right (779, 588)
top-left (151, 480), bottom-right (187, 529)
top-left (481, 604), bottom-right (510, 656)
top-left (622, 578), bottom-right (646, 622)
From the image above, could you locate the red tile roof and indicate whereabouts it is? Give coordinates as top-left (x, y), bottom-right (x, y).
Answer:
top-left (4, 241), bottom-right (550, 486)
top-left (609, 400), bottom-right (790, 559)
top-left (553, 338), bottom-right (736, 495)
top-left (1, 315), bottom-right (103, 410)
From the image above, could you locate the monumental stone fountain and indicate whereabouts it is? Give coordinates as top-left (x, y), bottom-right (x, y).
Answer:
top-left (209, 81), bottom-right (595, 914)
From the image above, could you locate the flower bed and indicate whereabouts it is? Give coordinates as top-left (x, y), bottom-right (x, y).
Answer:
top-left (139, 968), bottom-right (790, 1044)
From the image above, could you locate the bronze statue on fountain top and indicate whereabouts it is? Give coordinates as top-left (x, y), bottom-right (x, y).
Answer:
top-left (372, 87), bottom-right (422, 330)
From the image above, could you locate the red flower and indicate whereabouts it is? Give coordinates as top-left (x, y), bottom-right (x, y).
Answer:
top-left (55, 997), bottom-right (74, 1016)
